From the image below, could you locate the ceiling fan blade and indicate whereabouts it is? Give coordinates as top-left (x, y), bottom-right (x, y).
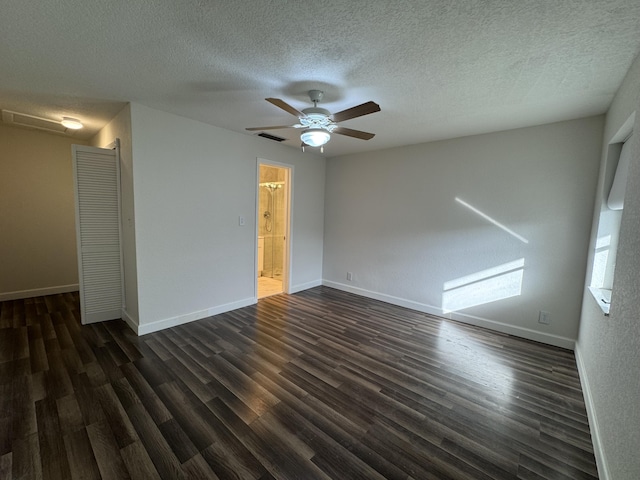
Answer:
top-left (246, 125), bottom-right (297, 131)
top-left (266, 98), bottom-right (306, 118)
top-left (333, 126), bottom-right (375, 140)
top-left (332, 101), bottom-right (380, 123)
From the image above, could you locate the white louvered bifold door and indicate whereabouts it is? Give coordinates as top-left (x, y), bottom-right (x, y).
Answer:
top-left (72, 145), bottom-right (123, 324)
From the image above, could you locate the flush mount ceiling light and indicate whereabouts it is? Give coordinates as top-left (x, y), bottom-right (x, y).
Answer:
top-left (61, 117), bottom-right (83, 129)
top-left (301, 128), bottom-right (331, 147)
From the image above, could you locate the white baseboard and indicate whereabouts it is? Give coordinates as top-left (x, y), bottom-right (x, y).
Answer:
top-left (574, 343), bottom-right (609, 480)
top-left (447, 309), bottom-right (575, 350)
top-left (121, 309), bottom-right (139, 334)
top-left (322, 280), bottom-right (443, 315)
top-left (289, 279), bottom-right (323, 294)
top-left (136, 297), bottom-right (256, 336)
top-left (0, 284), bottom-right (79, 301)
top-left (322, 280), bottom-right (575, 350)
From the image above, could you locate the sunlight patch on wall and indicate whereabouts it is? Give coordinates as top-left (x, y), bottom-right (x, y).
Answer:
top-left (442, 258), bottom-right (525, 313)
top-left (455, 197), bottom-right (529, 244)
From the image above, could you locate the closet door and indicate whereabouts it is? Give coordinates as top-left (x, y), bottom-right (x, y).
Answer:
top-left (72, 145), bottom-right (123, 324)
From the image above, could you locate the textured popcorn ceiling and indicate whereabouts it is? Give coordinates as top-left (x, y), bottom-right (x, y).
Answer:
top-left (1, 0), bottom-right (639, 156)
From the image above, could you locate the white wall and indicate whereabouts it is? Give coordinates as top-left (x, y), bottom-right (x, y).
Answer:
top-left (91, 104), bottom-right (139, 325)
top-left (576, 52), bottom-right (640, 480)
top-left (128, 103), bottom-right (325, 333)
top-left (323, 116), bottom-right (603, 348)
top-left (0, 125), bottom-right (86, 299)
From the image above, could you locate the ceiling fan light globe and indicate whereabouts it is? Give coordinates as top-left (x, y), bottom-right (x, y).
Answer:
top-left (301, 129), bottom-right (330, 147)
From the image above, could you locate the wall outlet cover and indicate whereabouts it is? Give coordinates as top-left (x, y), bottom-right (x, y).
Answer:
top-left (538, 310), bottom-right (551, 325)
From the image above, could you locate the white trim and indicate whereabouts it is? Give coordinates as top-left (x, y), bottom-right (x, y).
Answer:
top-left (255, 158), bottom-right (294, 299)
top-left (323, 279), bottom-right (443, 315)
top-left (322, 280), bottom-right (575, 350)
top-left (0, 284), bottom-right (79, 301)
top-left (121, 309), bottom-right (139, 334)
top-left (289, 279), bottom-right (323, 294)
top-left (574, 343), bottom-right (609, 480)
top-left (137, 297), bottom-right (256, 336)
top-left (254, 161), bottom-right (260, 301)
top-left (608, 111), bottom-right (635, 143)
top-left (587, 286), bottom-right (611, 315)
top-left (449, 309), bottom-right (575, 350)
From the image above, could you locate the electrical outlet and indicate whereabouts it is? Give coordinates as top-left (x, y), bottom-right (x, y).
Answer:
top-left (346, 272), bottom-right (353, 281)
top-left (538, 310), bottom-right (551, 325)
top-left (239, 216), bottom-right (245, 226)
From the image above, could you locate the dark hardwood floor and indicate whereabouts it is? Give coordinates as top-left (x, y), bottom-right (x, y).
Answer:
top-left (0, 287), bottom-right (598, 479)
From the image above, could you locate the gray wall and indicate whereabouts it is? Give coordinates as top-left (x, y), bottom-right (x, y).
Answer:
top-left (128, 103), bottom-right (325, 332)
top-left (576, 52), bottom-right (640, 480)
top-left (0, 125), bottom-right (86, 299)
top-left (323, 116), bottom-right (603, 348)
top-left (91, 104), bottom-right (139, 323)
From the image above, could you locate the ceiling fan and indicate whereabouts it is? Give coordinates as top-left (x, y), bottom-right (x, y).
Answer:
top-left (246, 90), bottom-right (380, 152)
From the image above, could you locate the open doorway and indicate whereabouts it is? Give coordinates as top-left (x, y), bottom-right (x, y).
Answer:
top-left (257, 162), bottom-right (291, 299)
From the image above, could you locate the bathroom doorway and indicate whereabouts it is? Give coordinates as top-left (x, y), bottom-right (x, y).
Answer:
top-left (257, 162), bottom-right (291, 299)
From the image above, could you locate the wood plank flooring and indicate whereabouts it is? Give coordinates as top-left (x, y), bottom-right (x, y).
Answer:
top-left (0, 287), bottom-right (598, 479)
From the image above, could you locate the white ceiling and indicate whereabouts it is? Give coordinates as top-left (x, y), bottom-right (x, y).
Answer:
top-left (1, 0), bottom-right (639, 157)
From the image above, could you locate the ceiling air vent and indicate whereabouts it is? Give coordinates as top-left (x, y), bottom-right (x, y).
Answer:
top-left (257, 132), bottom-right (286, 142)
top-left (2, 110), bottom-right (69, 134)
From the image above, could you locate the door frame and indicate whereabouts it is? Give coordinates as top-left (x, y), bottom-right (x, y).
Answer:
top-left (255, 158), bottom-right (293, 299)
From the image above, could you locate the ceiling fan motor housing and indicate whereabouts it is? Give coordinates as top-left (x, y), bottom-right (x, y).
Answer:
top-left (303, 107), bottom-right (331, 118)
top-left (300, 107), bottom-right (336, 132)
